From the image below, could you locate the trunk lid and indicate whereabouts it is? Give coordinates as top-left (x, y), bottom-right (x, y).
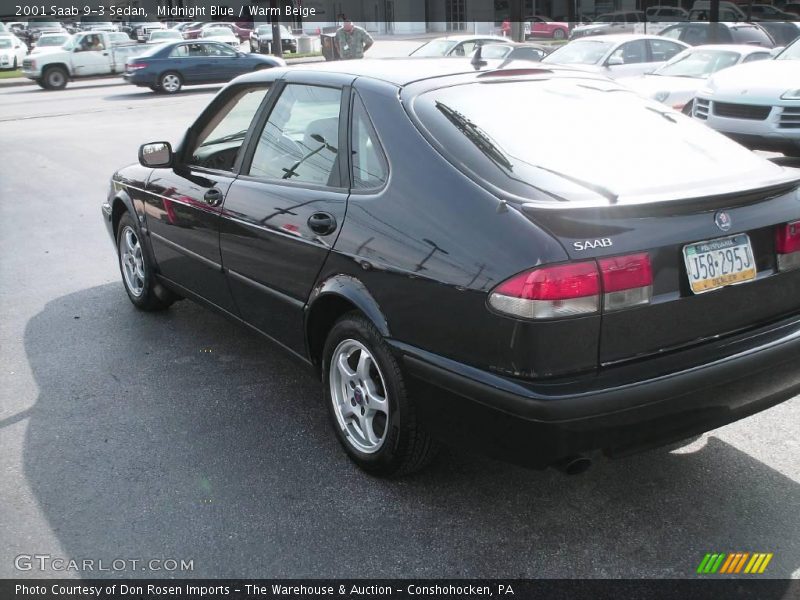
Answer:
top-left (521, 181), bottom-right (800, 366)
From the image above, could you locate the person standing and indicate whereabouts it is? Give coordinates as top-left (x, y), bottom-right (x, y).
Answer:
top-left (334, 20), bottom-right (374, 60)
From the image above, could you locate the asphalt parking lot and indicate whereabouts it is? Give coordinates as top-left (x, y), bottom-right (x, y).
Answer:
top-left (0, 72), bottom-right (799, 580)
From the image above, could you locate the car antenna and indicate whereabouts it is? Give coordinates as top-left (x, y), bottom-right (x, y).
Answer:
top-left (471, 44), bottom-right (487, 70)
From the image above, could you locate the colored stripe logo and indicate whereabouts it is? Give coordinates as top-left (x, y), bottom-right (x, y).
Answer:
top-left (697, 552), bottom-right (773, 574)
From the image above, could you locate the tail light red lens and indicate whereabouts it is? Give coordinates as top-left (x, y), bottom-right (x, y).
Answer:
top-left (489, 253), bottom-right (653, 320)
top-left (776, 220), bottom-right (800, 271)
top-left (127, 62), bottom-right (148, 71)
top-left (598, 253), bottom-right (653, 311)
top-left (489, 261), bottom-right (599, 319)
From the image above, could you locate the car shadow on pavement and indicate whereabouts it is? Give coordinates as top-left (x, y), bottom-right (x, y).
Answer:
top-left (103, 87), bottom-right (223, 101)
top-left (20, 284), bottom-right (800, 578)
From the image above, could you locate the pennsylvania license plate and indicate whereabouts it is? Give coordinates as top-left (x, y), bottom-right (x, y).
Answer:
top-left (683, 233), bottom-right (757, 294)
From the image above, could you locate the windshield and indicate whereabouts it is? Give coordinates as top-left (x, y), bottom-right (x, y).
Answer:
top-left (37, 35), bottom-right (68, 46)
top-left (654, 49), bottom-right (740, 78)
top-left (411, 40), bottom-right (457, 57)
top-left (777, 38), bottom-right (800, 60)
top-left (411, 79), bottom-right (782, 203)
top-left (542, 40), bottom-right (613, 65)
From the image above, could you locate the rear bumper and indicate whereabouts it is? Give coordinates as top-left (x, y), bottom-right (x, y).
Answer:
top-left (393, 314), bottom-right (800, 468)
top-left (122, 71), bottom-right (154, 86)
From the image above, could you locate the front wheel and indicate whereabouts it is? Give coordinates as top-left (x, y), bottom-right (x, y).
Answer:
top-left (158, 71), bottom-right (182, 94)
top-left (116, 213), bottom-right (175, 311)
top-left (42, 66), bottom-right (68, 90)
top-left (323, 313), bottom-right (438, 477)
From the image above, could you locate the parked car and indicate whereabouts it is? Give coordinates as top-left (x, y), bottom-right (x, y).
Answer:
top-left (570, 12), bottom-right (645, 39)
top-left (181, 22), bottom-right (208, 40)
top-left (22, 20), bottom-right (66, 45)
top-left (410, 35), bottom-right (510, 57)
top-left (21, 31), bottom-right (150, 90)
top-left (76, 21), bottom-right (118, 33)
top-left (644, 6), bottom-right (690, 21)
top-left (249, 24), bottom-right (297, 54)
top-left (692, 36), bottom-right (800, 155)
top-left (621, 45), bottom-right (771, 113)
top-left (758, 21), bottom-right (800, 46)
top-left (148, 29), bottom-right (184, 43)
top-left (134, 22), bottom-right (165, 42)
top-left (0, 33), bottom-right (27, 70)
top-left (477, 42), bottom-right (550, 62)
top-left (660, 22), bottom-right (776, 47)
top-left (785, 3), bottom-right (800, 16)
top-left (122, 40), bottom-right (284, 93)
top-left (30, 32), bottom-right (70, 54)
top-left (200, 22), bottom-right (252, 43)
top-left (526, 16), bottom-right (570, 40)
top-left (688, 0), bottom-right (749, 21)
top-left (108, 31), bottom-right (134, 45)
top-left (745, 4), bottom-right (798, 20)
top-left (201, 28), bottom-right (239, 47)
top-left (103, 58), bottom-right (800, 476)
top-left (542, 34), bottom-right (688, 78)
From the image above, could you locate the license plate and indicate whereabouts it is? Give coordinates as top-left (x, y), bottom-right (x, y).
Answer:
top-left (683, 234), bottom-right (757, 294)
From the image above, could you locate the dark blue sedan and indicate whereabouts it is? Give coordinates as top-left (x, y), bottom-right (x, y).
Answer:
top-left (123, 40), bottom-right (285, 94)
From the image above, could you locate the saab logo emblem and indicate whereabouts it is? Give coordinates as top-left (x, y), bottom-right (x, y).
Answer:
top-left (573, 238), bottom-right (613, 251)
top-left (697, 552), bottom-right (773, 575)
top-left (714, 211), bottom-right (732, 232)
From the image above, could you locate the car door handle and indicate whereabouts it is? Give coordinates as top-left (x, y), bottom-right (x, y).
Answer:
top-left (307, 212), bottom-right (337, 235)
top-left (204, 188), bottom-right (223, 207)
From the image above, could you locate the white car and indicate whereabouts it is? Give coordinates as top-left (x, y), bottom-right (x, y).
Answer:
top-left (0, 33), bottom-right (27, 70)
top-left (148, 29), bottom-right (183, 43)
top-left (542, 34), bottom-right (689, 79)
top-left (621, 45), bottom-right (772, 114)
top-left (692, 38), bottom-right (800, 156)
top-left (410, 35), bottom-right (509, 57)
top-left (201, 28), bottom-right (239, 47)
top-left (30, 32), bottom-right (70, 54)
top-left (570, 12), bottom-right (645, 39)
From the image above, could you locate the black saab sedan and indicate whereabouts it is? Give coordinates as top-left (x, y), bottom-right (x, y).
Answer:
top-left (103, 59), bottom-right (800, 477)
top-left (122, 40), bottom-right (285, 94)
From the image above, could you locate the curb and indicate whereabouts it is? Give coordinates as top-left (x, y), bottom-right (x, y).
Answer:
top-left (0, 77), bottom-right (32, 88)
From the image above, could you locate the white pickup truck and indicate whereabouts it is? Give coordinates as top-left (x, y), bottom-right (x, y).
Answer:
top-left (22, 31), bottom-right (151, 90)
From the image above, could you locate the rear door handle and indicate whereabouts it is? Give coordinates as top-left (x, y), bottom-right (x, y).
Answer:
top-left (307, 212), bottom-right (337, 235)
top-left (204, 188), bottom-right (223, 207)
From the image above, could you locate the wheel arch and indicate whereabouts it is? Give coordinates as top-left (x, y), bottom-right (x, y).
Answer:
top-left (42, 62), bottom-right (70, 77)
top-left (305, 275), bottom-right (391, 370)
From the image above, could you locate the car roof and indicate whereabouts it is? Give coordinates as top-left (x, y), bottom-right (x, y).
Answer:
top-left (570, 34), bottom-right (672, 42)
top-left (237, 57), bottom-right (614, 88)
top-left (426, 34), bottom-right (508, 42)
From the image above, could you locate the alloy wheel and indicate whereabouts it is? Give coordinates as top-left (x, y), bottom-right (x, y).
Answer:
top-left (161, 74), bottom-right (181, 93)
top-left (329, 339), bottom-right (390, 454)
top-left (120, 226), bottom-right (145, 297)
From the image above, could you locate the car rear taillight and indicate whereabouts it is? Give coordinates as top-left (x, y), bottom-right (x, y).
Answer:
top-left (489, 253), bottom-right (653, 320)
top-left (598, 253), bottom-right (653, 311)
top-left (776, 220), bottom-right (800, 271)
top-left (127, 62), bottom-right (147, 71)
top-left (489, 261), bottom-right (600, 319)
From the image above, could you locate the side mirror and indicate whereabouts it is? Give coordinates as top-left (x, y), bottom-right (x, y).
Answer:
top-left (139, 141), bottom-right (173, 168)
top-left (607, 55), bottom-right (624, 66)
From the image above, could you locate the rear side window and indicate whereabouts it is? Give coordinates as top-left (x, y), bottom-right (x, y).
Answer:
top-left (732, 26), bottom-right (773, 47)
top-left (649, 39), bottom-right (685, 62)
top-left (350, 95), bottom-right (388, 190)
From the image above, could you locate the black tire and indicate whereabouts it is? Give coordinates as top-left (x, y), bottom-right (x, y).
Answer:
top-left (116, 212), bottom-right (175, 311)
top-left (553, 28), bottom-right (566, 40)
top-left (42, 66), bottom-right (68, 90)
top-left (682, 100), bottom-right (694, 116)
top-left (158, 71), bottom-right (182, 94)
top-left (35, 80), bottom-right (46, 89)
top-left (322, 312), bottom-right (438, 477)
top-left (12, 56), bottom-right (17, 70)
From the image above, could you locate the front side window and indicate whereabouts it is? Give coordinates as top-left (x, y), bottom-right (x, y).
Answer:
top-left (609, 40), bottom-right (647, 64)
top-left (189, 86), bottom-right (270, 171)
top-left (248, 84), bottom-right (343, 187)
top-left (206, 42), bottom-right (236, 57)
top-left (351, 96), bottom-right (388, 190)
top-left (661, 25), bottom-right (685, 40)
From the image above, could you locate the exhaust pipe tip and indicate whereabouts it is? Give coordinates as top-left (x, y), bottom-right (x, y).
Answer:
top-left (553, 455), bottom-right (592, 476)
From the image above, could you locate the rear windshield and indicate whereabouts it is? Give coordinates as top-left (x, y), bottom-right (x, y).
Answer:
top-left (410, 78), bottom-right (783, 204)
top-left (542, 40), bottom-right (612, 65)
top-left (730, 25), bottom-right (773, 45)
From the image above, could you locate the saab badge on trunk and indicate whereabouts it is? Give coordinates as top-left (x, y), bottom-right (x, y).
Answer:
top-left (715, 211), bottom-right (732, 232)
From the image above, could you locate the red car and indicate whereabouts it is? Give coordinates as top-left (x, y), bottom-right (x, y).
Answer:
top-left (184, 22), bottom-right (253, 42)
top-left (528, 15), bottom-right (570, 40)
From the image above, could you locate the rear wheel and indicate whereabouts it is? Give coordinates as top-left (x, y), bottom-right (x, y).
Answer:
top-left (12, 57), bottom-right (17, 70)
top-left (116, 213), bottom-right (175, 311)
top-left (553, 28), bottom-right (566, 40)
top-left (159, 71), bottom-right (182, 94)
top-left (323, 313), bottom-right (438, 477)
top-left (42, 66), bottom-right (68, 90)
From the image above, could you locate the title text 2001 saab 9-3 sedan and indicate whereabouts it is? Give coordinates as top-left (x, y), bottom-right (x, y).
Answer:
top-left (103, 59), bottom-right (800, 477)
